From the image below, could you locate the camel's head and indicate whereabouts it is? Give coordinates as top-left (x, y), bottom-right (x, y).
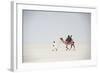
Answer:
top-left (60, 38), bottom-right (63, 40)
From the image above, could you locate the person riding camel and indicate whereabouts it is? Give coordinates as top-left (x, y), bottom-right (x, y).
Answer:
top-left (66, 35), bottom-right (72, 43)
top-left (60, 35), bottom-right (75, 50)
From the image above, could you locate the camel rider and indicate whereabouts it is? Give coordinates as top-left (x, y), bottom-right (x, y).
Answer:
top-left (66, 35), bottom-right (72, 43)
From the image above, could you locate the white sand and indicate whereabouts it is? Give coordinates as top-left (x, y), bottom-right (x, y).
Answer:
top-left (23, 41), bottom-right (91, 62)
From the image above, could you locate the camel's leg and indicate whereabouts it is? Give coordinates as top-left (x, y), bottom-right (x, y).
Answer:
top-left (66, 45), bottom-right (69, 51)
top-left (69, 43), bottom-right (75, 51)
top-left (72, 44), bottom-right (75, 51)
top-left (73, 44), bottom-right (75, 48)
top-left (69, 44), bottom-right (73, 51)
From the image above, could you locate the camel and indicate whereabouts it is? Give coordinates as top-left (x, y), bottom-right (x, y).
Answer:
top-left (60, 38), bottom-right (75, 51)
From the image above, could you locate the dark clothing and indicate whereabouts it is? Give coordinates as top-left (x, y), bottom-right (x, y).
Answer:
top-left (66, 36), bottom-right (72, 43)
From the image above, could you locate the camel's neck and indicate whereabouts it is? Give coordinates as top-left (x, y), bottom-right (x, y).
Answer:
top-left (60, 38), bottom-right (65, 43)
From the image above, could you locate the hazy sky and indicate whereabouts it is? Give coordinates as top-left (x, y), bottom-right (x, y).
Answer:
top-left (22, 10), bottom-right (91, 44)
